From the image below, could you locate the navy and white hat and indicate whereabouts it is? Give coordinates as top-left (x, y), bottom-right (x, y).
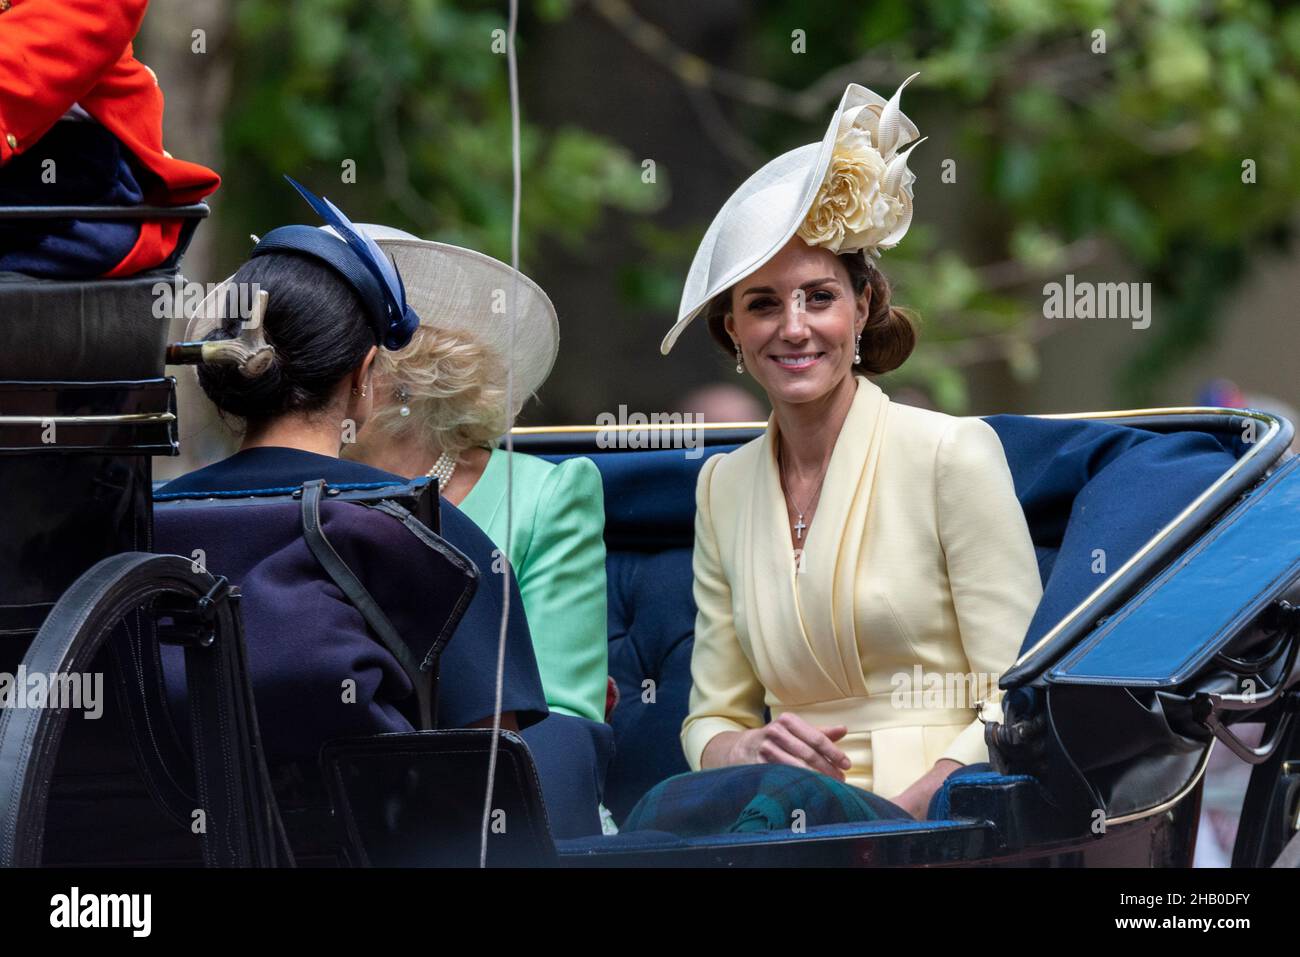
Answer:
top-left (185, 176), bottom-right (421, 351)
top-left (356, 224), bottom-right (559, 412)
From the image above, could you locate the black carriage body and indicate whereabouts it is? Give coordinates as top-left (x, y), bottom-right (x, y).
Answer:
top-left (0, 378), bottom-right (174, 645)
top-left (2, 200), bottom-right (1299, 867)
top-left (0, 205), bottom-right (291, 866)
top-left (0, 205), bottom-right (201, 645)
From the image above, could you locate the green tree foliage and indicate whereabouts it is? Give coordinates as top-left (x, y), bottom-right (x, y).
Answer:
top-left (217, 0), bottom-right (657, 275)
top-left (219, 0), bottom-right (1298, 407)
top-left (736, 0), bottom-right (1300, 404)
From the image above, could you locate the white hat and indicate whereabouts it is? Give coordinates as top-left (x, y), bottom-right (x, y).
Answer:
top-left (359, 225), bottom-right (560, 404)
top-left (181, 227), bottom-right (560, 405)
top-left (661, 74), bottom-right (924, 355)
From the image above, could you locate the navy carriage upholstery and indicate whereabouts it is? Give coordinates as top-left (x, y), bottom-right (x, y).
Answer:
top-left (538, 414), bottom-right (1243, 822)
top-left (152, 480), bottom-right (616, 844)
top-left (152, 494), bottom-right (476, 763)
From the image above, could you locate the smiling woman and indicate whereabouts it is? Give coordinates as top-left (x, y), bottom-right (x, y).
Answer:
top-left (703, 236), bottom-right (916, 554)
top-left (704, 237), bottom-right (915, 395)
top-left (629, 76), bottom-right (1043, 835)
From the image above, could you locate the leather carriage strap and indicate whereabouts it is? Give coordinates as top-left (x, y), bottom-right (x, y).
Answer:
top-left (0, 553), bottom-right (287, 867)
top-left (299, 480), bottom-right (434, 730)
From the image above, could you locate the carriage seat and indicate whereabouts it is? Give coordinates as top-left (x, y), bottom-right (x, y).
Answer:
top-left (152, 480), bottom-right (627, 859)
top-left (0, 202), bottom-right (208, 380)
top-left (538, 413), bottom-right (1243, 825)
top-left (153, 490), bottom-right (470, 765)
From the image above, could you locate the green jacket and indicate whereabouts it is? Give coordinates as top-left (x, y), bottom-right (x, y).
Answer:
top-left (459, 448), bottom-right (608, 722)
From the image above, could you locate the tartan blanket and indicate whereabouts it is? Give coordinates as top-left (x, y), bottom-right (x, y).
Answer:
top-left (621, 764), bottom-right (913, 837)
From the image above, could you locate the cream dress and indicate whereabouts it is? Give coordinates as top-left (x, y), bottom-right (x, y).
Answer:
top-left (681, 376), bottom-right (1043, 798)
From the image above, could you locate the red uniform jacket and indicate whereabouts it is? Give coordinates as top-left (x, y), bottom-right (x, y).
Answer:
top-left (0, 0), bottom-right (220, 274)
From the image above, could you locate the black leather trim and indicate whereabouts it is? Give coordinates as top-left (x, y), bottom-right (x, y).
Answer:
top-left (0, 552), bottom-right (285, 866)
top-left (299, 480), bottom-right (433, 730)
top-left (369, 498), bottom-right (477, 671)
top-left (320, 730), bottom-right (555, 867)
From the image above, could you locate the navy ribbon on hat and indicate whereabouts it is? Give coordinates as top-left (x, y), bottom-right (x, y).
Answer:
top-left (249, 176), bottom-right (421, 350)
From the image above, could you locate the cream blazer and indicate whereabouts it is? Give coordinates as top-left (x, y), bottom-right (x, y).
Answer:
top-left (681, 376), bottom-right (1042, 798)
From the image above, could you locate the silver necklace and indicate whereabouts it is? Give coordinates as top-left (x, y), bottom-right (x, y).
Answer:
top-left (427, 450), bottom-right (458, 490)
top-left (777, 442), bottom-right (829, 541)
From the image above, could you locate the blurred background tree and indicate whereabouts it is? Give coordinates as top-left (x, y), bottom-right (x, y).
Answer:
top-left (142, 0), bottom-right (1300, 441)
top-left (216, 0), bottom-right (658, 271)
top-left (573, 0), bottom-right (1300, 410)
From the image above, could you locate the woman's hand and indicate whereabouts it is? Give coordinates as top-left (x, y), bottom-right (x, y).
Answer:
top-left (890, 758), bottom-right (963, 820)
top-left (703, 713), bottom-right (852, 781)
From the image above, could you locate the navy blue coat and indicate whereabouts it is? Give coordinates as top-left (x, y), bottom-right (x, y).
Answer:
top-left (155, 447), bottom-right (548, 762)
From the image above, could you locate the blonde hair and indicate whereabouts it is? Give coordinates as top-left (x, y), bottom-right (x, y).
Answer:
top-left (368, 325), bottom-right (512, 457)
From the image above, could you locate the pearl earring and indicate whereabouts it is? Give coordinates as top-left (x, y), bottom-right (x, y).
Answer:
top-left (854, 332), bottom-right (862, 366)
top-left (395, 385), bottom-right (411, 417)
top-left (735, 342), bottom-right (745, 374)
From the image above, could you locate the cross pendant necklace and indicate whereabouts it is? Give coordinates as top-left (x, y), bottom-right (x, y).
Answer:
top-left (777, 442), bottom-right (828, 546)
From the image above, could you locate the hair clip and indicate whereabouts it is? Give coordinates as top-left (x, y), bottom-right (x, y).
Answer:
top-left (166, 289), bottom-right (275, 375)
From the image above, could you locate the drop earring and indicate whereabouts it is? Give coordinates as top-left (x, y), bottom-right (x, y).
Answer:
top-left (395, 385), bottom-right (411, 417)
top-left (735, 342), bottom-right (745, 374)
top-left (853, 332), bottom-right (862, 365)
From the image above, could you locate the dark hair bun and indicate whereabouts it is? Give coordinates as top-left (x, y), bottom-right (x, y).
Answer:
top-left (854, 256), bottom-right (916, 375)
top-left (197, 253), bottom-right (375, 425)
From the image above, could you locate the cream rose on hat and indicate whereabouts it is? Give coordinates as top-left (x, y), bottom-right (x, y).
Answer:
top-left (661, 73), bottom-right (923, 355)
top-left (799, 116), bottom-right (924, 255)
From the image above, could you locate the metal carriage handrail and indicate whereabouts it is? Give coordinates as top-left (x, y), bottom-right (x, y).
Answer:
top-left (1005, 406), bottom-right (1292, 685)
top-left (0, 203), bottom-right (210, 221)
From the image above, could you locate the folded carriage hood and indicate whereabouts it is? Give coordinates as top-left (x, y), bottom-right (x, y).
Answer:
top-left (995, 454), bottom-right (1300, 822)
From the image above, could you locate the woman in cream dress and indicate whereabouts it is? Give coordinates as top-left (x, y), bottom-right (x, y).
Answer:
top-left (632, 75), bottom-right (1042, 830)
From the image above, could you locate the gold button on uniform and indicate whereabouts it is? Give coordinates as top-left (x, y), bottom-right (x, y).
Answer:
top-left (4, 134), bottom-right (16, 150)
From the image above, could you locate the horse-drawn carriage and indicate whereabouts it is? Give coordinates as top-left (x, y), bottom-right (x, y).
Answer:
top-left (1, 204), bottom-right (1297, 867)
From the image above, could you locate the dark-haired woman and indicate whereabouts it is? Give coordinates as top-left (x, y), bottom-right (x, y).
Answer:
top-left (158, 189), bottom-right (547, 764)
top-left (629, 77), bottom-right (1042, 834)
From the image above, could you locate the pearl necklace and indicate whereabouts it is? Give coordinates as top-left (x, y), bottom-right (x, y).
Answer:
top-left (426, 450), bottom-right (458, 490)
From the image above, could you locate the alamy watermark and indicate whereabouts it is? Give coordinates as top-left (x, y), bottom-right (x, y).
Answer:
top-left (595, 405), bottom-right (704, 459)
top-left (152, 278), bottom-right (262, 324)
top-left (890, 667), bottom-right (1000, 710)
top-left (50, 887), bottom-right (150, 937)
top-left (1043, 274), bottom-right (1151, 330)
top-left (0, 667), bottom-right (103, 718)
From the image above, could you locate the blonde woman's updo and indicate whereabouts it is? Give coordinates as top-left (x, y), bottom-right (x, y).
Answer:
top-left (367, 324), bottom-right (511, 458)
